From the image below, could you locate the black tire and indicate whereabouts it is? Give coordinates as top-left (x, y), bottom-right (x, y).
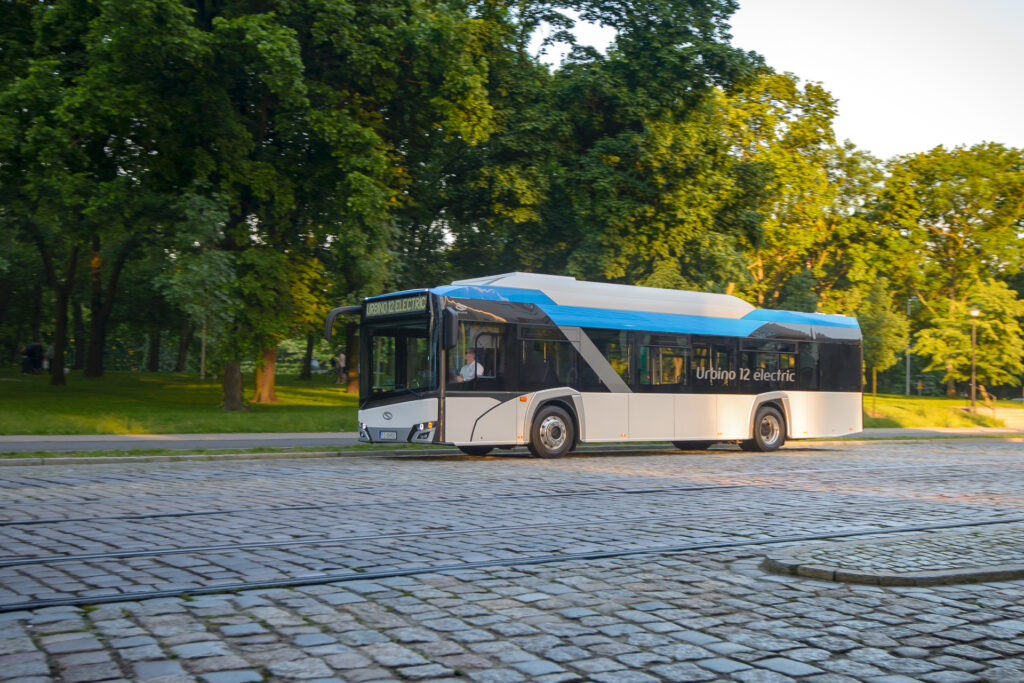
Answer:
top-left (741, 405), bottom-right (786, 452)
top-left (457, 445), bottom-right (493, 456)
top-left (527, 405), bottom-right (575, 459)
top-left (672, 441), bottom-right (714, 451)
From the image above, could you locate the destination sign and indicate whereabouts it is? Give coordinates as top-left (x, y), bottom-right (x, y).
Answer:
top-left (365, 294), bottom-right (428, 318)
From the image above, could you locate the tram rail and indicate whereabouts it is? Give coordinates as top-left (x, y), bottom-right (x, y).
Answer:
top-left (3, 515), bottom-right (1022, 613)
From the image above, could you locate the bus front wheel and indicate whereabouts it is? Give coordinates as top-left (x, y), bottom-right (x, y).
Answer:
top-left (740, 405), bottom-right (785, 452)
top-left (528, 405), bottom-right (574, 459)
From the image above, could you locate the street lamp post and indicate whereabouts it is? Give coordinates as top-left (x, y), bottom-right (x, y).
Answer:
top-left (969, 307), bottom-right (981, 411)
top-left (905, 296), bottom-right (915, 395)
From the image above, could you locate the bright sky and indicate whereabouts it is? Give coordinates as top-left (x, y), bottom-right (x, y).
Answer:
top-left (729, 0), bottom-right (1024, 159)
top-left (534, 1), bottom-right (1024, 160)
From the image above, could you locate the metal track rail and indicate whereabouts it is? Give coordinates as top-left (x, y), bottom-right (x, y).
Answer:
top-left (3, 498), bottom-right (1022, 567)
top-left (3, 516), bottom-right (1022, 613)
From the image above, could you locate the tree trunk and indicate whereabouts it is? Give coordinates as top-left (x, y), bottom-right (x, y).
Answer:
top-left (346, 323), bottom-right (359, 394)
top-left (28, 228), bottom-right (78, 387)
top-left (84, 236), bottom-right (105, 377)
top-left (871, 367), bottom-right (877, 416)
top-left (222, 360), bottom-right (245, 411)
top-left (200, 322), bottom-right (207, 380)
top-left (945, 366), bottom-right (957, 398)
top-left (72, 302), bottom-right (86, 370)
top-left (83, 235), bottom-right (132, 378)
top-left (175, 322), bottom-right (194, 372)
top-left (49, 280), bottom-right (75, 386)
top-left (30, 283), bottom-right (42, 341)
top-left (146, 325), bottom-right (160, 372)
top-left (300, 334), bottom-right (314, 380)
top-left (252, 347), bottom-right (279, 403)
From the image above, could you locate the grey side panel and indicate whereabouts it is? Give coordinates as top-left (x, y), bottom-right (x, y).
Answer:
top-left (557, 325), bottom-right (632, 394)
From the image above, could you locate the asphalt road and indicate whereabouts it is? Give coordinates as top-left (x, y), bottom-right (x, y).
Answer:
top-left (0, 426), bottom-right (1021, 452)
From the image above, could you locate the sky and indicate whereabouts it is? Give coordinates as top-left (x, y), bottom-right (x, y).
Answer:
top-left (533, 1), bottom-right (1024, 160)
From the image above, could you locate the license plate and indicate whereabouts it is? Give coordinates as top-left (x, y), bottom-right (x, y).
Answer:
top-left (379, 431), bottom-right (397, 440)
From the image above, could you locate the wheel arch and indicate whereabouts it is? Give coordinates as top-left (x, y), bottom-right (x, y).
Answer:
top-left (523, 389), bottom-right (582, 447)
top-left (746, 393), bottom-right (792, 439)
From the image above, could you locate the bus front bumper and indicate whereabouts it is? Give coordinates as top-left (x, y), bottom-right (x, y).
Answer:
top-left (359, 422), bottom-right (435, 444)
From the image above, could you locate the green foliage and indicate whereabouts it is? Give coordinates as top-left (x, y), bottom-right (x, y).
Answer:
top-left (3, 0), bottom-right (1023, 411)
top-left (913, 280), bottom-right (1024, 388)
top-left (878, 143), bottom-right (1024, 305)
top-left (858, 279), bottom-right (910, 373)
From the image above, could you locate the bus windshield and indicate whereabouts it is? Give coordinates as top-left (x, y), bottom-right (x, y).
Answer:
top-left (367, 320), bottom-right (436, 397)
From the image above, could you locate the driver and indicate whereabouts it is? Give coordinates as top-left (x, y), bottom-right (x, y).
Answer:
top-left (456, 350), bottom-right (484, 382)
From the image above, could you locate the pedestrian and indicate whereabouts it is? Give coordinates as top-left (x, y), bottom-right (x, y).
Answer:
top-left (44, 341), bottom-right (54, 371)
top-left (336, 349), bottom-right (347, 385)
top-left (24, 339), bottom-right (44, 373)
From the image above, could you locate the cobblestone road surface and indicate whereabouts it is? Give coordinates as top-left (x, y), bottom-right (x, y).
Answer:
top-left (1, 440), bottom-right (1024, 681)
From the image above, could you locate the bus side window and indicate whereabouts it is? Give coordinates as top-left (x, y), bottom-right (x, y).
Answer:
top-left (712, 343), bottom-right (736, 391)
top-left (641, 346), bottom-right (688, 389)
top-left (798, 342), bottom-right (819, 390)
top-left (581, 329), bottom-right (633, 389)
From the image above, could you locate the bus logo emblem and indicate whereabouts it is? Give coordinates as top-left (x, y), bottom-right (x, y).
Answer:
top-left (383, 412), bottom-right (393, 420)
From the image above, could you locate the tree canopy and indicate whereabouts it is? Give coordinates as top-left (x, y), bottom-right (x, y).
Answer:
top-left (2, 0), bottom-right (1022, 402)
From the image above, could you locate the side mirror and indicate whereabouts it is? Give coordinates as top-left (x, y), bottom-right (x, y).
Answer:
top-left (442, 309), bottom-right (458, 349)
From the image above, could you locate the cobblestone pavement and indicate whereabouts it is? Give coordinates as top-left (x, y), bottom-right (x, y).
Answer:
top-left (1, 440), bottom-right (1024, 681)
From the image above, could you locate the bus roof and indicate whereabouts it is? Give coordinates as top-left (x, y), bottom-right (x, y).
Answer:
top-left (448, 273), bottom-right (756, 320)
top-left (422, 272), bottom-right (859, 339)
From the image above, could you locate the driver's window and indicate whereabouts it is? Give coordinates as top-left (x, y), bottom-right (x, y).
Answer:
top-left (451, 322), bottom-right (504, 390)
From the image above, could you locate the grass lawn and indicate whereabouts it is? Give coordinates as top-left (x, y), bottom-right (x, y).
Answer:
top-left (2, 369), bottom-right (1020, 435)
top-left (862, 393), bottom-right (1017, 428)
top-left (0, 370), bottom-right (357, 434)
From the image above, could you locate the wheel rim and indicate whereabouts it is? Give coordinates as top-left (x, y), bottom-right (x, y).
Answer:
top-left (759, 413), bottom-right (781, 446)
top-left (538, 415), bottom-right (567, 451)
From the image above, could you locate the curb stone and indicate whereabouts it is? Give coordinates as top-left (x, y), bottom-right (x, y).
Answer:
top-left (762, 523), bottom-right (1024, 586)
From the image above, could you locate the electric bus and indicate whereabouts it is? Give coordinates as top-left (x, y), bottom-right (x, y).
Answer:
top-left (325, 273), bottom-right (862, 457)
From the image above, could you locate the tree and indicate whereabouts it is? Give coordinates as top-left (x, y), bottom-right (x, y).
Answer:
top-left (913, 279), bottom-right (1024, 392)
top-left (0, 0), bottom-right (209, 384)
top-left (719, 71), bottom-right (888, 310)
top-left (443, 0), bottom-right (762, 290)
top-left (169, 0), bottom-right (497, 409)
top-left (877, 143), bottom-right (1024, 394)
top-left (857, 279), bottom-right (910, 410)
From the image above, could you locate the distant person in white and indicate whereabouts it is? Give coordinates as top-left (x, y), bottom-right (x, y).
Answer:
top-left (457, 350), bottom-right (484, 382)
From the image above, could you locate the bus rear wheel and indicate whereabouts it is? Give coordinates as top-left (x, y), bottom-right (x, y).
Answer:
top-left (740, 405), bottom-right (785, 452)
top-left (672, 441), bottom-right (714, 451)
top-left (458, 446), bottom-right (493, 456)
top-left (528, 405), bottom-right (574, 459)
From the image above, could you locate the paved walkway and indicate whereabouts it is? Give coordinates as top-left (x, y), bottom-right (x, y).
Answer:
top-left (0, 432), bottom-right (361, 453)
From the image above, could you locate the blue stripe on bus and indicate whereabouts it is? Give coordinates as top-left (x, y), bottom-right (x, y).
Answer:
top-left (431, 285), bottom-right (557, 305)
top-left (539, 305), bottom-right (767, 337)
top-left (429, 285), bottom-right (859, 333)
top-left (366, 288), bottom-right (430, 301)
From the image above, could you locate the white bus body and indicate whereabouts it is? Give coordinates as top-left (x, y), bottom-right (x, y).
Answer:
top-left (328, 273), bottom-right (863, 457)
